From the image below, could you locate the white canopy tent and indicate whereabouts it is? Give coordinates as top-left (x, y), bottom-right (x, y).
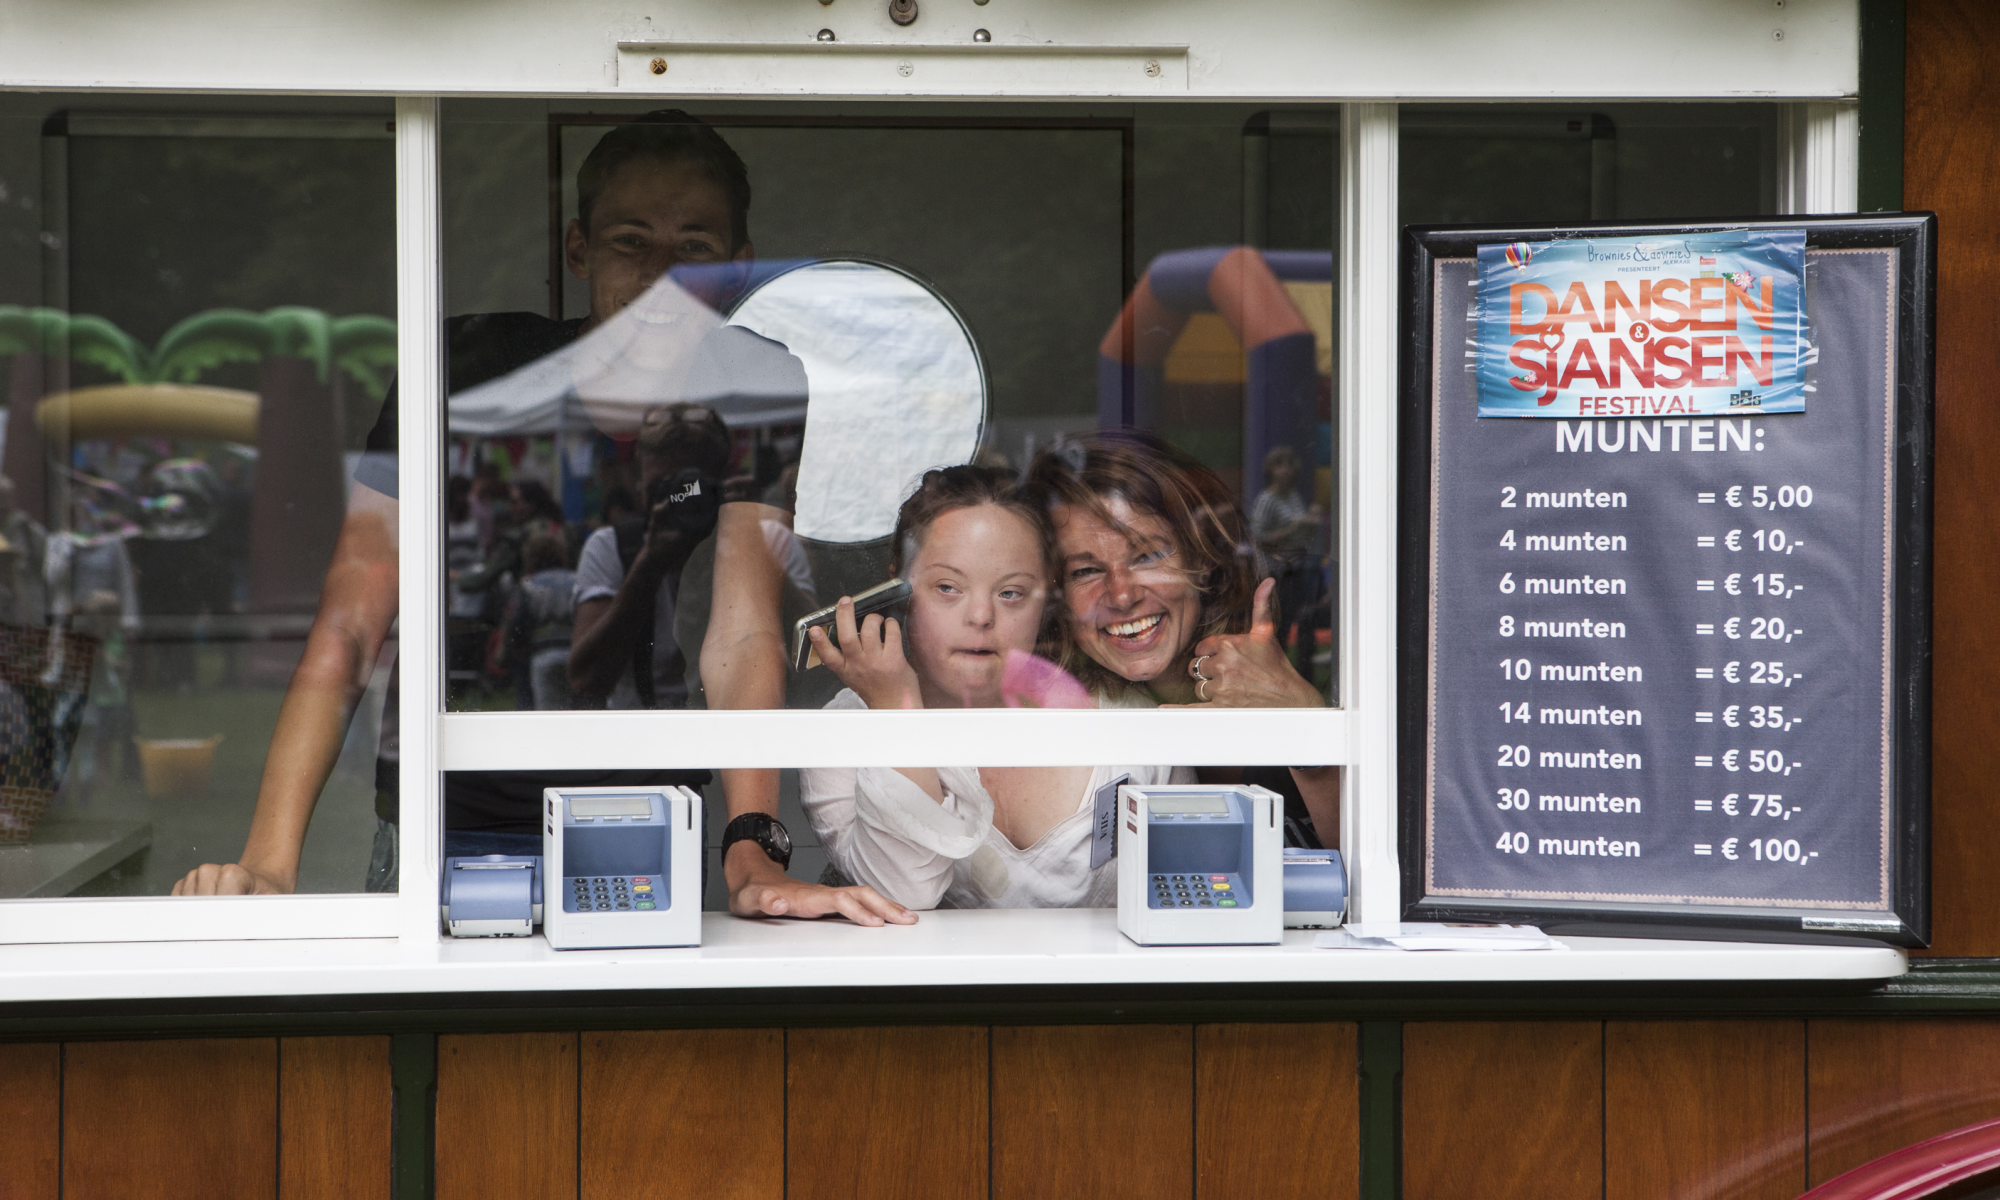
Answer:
top-left (446, 259), bottom-right (985, 544)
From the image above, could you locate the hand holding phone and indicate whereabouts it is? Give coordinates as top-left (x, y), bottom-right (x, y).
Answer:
top-left (792, 578), bottom-right (911, 671)
top-left (800, 584), bottom-right (922, 710)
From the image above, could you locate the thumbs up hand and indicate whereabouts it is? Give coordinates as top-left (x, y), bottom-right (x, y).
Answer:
top-left (1167, 577), bottom-right (1325, 709)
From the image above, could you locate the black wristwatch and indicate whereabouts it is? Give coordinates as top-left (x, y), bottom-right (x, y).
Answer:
top-left (720, 813), bottom-right (793, 869)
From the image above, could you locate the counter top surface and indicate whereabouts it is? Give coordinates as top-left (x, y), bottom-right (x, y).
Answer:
top-left (0, 909), bottom-right (1906, 1004)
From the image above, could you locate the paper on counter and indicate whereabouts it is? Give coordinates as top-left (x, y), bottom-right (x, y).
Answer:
top-left (1313, 923), bottom-right (1566, 951)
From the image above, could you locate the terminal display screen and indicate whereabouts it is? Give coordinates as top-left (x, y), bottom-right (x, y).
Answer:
top-left (569, 796), bottom-right (655, 818)
top-left (1150, 796), bottom-right (1231, 815)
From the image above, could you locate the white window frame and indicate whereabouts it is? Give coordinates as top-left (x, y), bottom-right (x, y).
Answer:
top-left (0, 83), bottom-right (1860, 951)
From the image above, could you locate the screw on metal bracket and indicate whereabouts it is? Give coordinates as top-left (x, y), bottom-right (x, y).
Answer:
top-left (817, 27), bottom-right (836, 40)
top-left (888, 0), bottom-right (918, 25)
top-left (972, 28), bottom-right (990, 41)
top-left (649, 58), bottom-right (667, 75)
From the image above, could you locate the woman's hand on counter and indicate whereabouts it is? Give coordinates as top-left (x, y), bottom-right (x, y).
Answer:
top-left (725, 840), bottom-right (917, 926)
top-left (170, 861), bottom-right (292, 896)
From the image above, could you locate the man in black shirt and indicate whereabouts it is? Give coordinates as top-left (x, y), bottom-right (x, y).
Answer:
top-left (172, 112), bottom-right (914, 927)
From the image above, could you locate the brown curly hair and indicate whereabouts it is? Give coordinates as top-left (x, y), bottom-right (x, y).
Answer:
top-left (1022, 430), bottom-right (1255, 696)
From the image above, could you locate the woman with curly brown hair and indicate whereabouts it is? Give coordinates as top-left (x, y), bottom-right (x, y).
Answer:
top-left (1024, 431), bottom-right (1339, 840)
top-left (1024, 431), bottom-right (1321, 706)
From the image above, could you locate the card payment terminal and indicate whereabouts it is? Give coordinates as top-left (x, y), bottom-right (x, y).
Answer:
top-left (1117, 784), bottom-right (1282, 945)
top-left (542, 785), bottom-right (703, 950)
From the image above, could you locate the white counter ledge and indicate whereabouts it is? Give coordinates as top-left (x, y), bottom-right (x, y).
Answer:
top-left (0, 910), bottom-right (1906, 1005)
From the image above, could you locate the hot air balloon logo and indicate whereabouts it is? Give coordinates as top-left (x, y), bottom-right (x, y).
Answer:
top-left (1503, 242), bottom-right (1535, 269)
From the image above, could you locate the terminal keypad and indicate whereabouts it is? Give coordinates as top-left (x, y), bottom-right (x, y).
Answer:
top-left (564, 875), bottom-right (659, 913)
top-left (1148, 872), bottom-right (1243, 909)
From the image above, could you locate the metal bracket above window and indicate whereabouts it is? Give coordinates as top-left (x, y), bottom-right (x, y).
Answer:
top-left (614, 41), bottom-right (1187, 96)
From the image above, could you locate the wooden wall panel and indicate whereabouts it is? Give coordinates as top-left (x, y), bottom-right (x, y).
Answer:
top-left (1200, 1020), bottom-right (1360, 1200)
top-left (1606, 1021), bottom-right (1804, 1200)
top-left (1195, 1022), bottom-right (1358, 1200)
top-left (1809, 1019), bottom-right (2000, 1184)
top-left (580, 1029), bottom-right (782, 1200)
top-left (0, 1043), bottom-right (59, 1199)
top-left (788, 1026), bottom-right (987, 1200)
top-left (992, 1025), bottom-right (1192, 1200)
top-left (1907, 0), bottom-right (2000, 955)
top-left (279, 1037), bottom-right (392, 1200)
top-left (437, 1033), bottom-right (576, 1200)
top-left (1403, 1022), bottom-right (1600, 1200)
top-left (63, 1038), bottom-right (277, 1200)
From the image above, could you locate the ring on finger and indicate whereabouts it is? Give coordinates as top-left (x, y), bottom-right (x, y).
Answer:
top-left (1190, 654), bottom-right (1211, 681)
top-left (1197, 678), bottom-right (1209, 702)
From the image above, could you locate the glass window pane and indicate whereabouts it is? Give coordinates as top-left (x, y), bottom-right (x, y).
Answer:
top-left (439, 102), bottom-right (1340, 728)
top-left (0, 97), bottom-right (397, 898)
top-left (1400, 104), bottom-right (1780, 227)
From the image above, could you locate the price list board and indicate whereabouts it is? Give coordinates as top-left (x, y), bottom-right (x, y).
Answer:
top-left (1397, 217), bottom-right (1935, 945)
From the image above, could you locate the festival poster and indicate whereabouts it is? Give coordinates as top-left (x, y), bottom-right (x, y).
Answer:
top-left (1474, 230), bottom-right (1807, 419)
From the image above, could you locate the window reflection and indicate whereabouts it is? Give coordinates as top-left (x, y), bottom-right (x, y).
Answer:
top-left (441, 105), bottom-right (1340, 718)
top-left (0, 103), bottom-right (396, 896)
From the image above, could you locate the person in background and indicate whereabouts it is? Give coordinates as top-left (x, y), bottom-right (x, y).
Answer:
top-left (0, 475), bottom-right (48, 626)
top-left (568, 403), bottom-right (726, 711)
top-left (470, 465), bottom-right (508, 551)
top-left (48, 493), bottom-right (141, 796)
top-left (499, 529), bottom-right (578, 711)
top-left (1248, 445), bottom-right (1324, 672)
top-left (170, 109), bottom-right (906, 921)
top-left (443, 476), bottom-right (488, 703)
top-left (458, 479), bottom-right (564, 601)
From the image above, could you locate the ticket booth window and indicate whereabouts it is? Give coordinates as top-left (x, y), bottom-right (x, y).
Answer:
top-left (430, 100), bottom-right (1346, 906)
top-left (0, 96), bottom-right (398, 902)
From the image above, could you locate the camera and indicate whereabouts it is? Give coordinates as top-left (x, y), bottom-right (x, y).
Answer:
top-left (647, 467), bottom-right (720, 543)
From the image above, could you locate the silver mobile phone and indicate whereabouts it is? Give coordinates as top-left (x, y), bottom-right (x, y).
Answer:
top-left (790, 578), bottom-right (913, 671)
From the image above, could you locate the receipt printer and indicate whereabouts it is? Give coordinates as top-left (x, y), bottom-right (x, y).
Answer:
top-left (542, 785), bottom-right (702, 950)
top-left (1118, 784), bottom-right (1282, 946)
top-left (1282, 848), bottom-right (1347, 929)
top-left (442, 855), bottom-right (543, 937)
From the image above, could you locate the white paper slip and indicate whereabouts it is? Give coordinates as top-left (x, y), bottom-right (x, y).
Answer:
top-left (1313, 923), bottom-right (1566, 952)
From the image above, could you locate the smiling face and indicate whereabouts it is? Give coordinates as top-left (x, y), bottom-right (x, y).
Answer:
top-left (565, 156), bottom-right (750, 327)
top-left (1052, 496), bottom-right (1202, 687)
top-left (903, 503), bottom-right (1051, 708)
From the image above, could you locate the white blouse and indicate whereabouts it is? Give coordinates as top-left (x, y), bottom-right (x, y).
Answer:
top-left (798, 689), bottom-right (1193, 910)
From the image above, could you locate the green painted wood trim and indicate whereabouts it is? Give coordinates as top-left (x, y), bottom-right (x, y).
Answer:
top-left (391, 1032), bottom-right (435, 1200)
top-left (1859, 0), bottom-right (1906, 212)
top-left (1358, 1021), bottom-right (1402, 1200)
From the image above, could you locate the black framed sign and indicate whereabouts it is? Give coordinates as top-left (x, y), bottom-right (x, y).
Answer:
top-left (1398, 216), bottom-right (1935, 946)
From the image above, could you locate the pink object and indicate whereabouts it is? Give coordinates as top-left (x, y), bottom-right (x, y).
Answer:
top-left (1797, 1118), bottom-right (2000, 1199)
top-left (1000, 650), bottom-right (1092, 710)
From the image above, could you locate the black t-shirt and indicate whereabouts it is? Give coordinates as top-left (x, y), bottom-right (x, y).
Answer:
top-left (353, 312), bottom-right (586, 500)
top-left (364, 313), bottom-right (709, 832)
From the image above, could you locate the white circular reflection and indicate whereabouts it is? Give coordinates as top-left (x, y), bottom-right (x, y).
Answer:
top-left (728, 259), bottom-right (985, 544)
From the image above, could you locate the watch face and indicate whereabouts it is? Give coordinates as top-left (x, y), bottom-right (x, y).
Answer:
top-left (766, 818), bottom-right (793, 858)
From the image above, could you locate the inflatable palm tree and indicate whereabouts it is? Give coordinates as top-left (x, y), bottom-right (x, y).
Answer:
top-left (0, 305), bottom-right (396, 398)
